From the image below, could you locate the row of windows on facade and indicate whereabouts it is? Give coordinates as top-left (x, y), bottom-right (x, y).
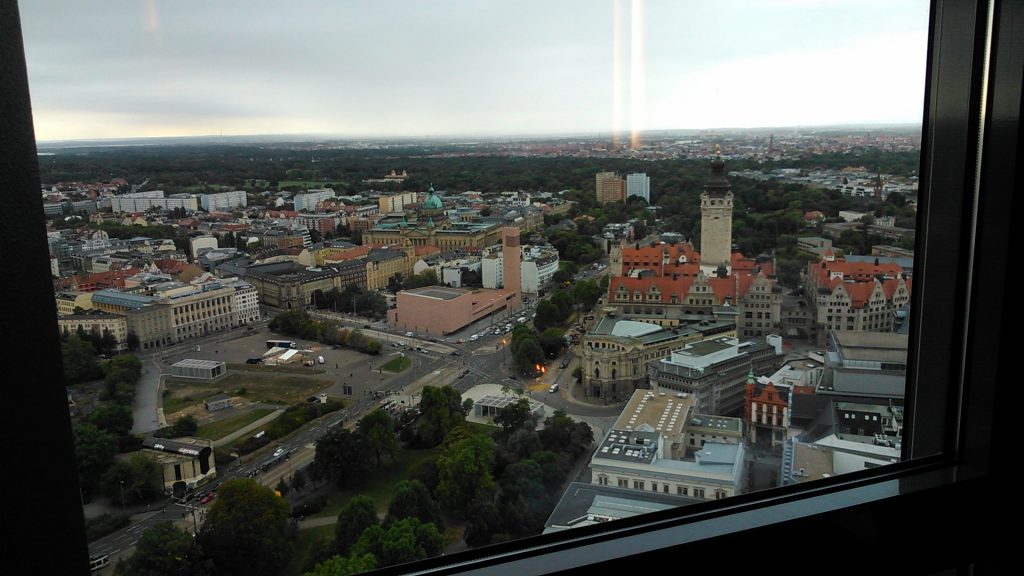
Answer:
top-left (597, 476), bottom-right (727, 499)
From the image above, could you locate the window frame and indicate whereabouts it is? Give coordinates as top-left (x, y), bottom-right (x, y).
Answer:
top-left (4, 0), bottom-right (1018, 573)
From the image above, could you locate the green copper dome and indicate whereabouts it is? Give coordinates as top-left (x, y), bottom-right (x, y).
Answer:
top-left (423, 184), bottom-right (444, 210)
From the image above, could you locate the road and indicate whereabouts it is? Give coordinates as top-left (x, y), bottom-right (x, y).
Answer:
top-left (100, 278), bottom-right (618, 567)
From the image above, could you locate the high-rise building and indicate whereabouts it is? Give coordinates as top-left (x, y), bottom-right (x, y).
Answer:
top-left (596, 172), bottom-right (626, 204)
top-left (502, 227), bottom-right (522, 311)
top-left (699, 157), bottom-right (734, 271)
top-left (626, 173), bottom-right (650, 202)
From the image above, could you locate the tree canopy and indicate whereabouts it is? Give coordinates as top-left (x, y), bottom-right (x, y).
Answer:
top-left (199, 478), bottom-right (293, 576)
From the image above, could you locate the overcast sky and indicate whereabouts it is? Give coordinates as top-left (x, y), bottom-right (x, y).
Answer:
top-left (21, 0), bottom-right (929, 141)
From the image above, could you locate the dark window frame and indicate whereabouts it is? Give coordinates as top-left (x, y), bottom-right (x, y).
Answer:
top-left (4, 0), bottom-right (1018, 573)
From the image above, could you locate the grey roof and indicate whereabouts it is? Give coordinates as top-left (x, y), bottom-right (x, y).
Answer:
top-left (543, 482), bottom-right (699, 534)
top-left (595, 429), bottom-right (659, 464)
top-left (402, 286), bottom-right (467, 300)
top-left (825, 369), bottom-right (906, 399)
top-left (91, 289), bottom-right (155, 309)
top-left (172, 359), bottom-right (226, 369)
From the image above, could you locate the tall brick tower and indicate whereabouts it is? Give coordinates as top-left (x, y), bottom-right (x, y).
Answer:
top-left (700, 154), bottom-right (734, 272)
top-left (502, 227), bottom-right (522, 311)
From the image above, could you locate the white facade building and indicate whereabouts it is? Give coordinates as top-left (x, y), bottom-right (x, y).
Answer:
top-left (190, 236), bottom-right (219, 261)
top-left (482, 245), bottom-right (559, 294)
top-left (200, 190), bottom-right (248, 211)
top-left (229, 281), bottom-right (261, 326)
top-left (626, 173), bottom-right (651, 203)
top-left (589, 390), bottom-right (745, 501)
top-left (111, 191), bottom-right (199, 213)
top-left (293, 189), bottom-right (335, 212)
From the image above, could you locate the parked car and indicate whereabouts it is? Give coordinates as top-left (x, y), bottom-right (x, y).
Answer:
top-left (450, 351), bottom-right (461, 356)
top-left (470, 334), bottom-right (479, 341)
top-left (405, 331), bottom-right (414, 337)
top-left (549, 383), bottom-right (559, 393)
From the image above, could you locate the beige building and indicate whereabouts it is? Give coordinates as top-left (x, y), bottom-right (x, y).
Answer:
top-left (580, 314), bottom-right (736, 401)
top-left (388, 285), bottom-right (517, 336)
top-left (125, 304), bottom-right (175, 350)
top-left (246, 260), bottom-right (367, 309)
top-left (141, 436), bottom-right (216, 497)
top-left (56, 311), bottom-right (128, 351)
top-left (55, 290), bottom-right (94, 316)
top-left (362, 223), bottom-right (502, 250)
top-left (365, 248), bottom-right (415, 290)
top-left (378, 192), bottom-right (419, 213)
top-left (595, 171), bottom-right (626, 204)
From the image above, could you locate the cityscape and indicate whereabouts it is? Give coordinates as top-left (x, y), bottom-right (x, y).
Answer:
top-left (14, 1), bottom-right (937, 575)
top-left (43, 127), bottom-right (917, 575)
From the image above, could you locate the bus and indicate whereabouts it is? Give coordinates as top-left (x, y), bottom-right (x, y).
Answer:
top-left (266, 339), bottom-right (296, 349)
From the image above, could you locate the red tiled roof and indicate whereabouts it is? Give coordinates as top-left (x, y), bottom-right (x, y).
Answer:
top-left (414, 245), bottom-right (440, 256)
top-left (325, 245), bottom-right (373, 262)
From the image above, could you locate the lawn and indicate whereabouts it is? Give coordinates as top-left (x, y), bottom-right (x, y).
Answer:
top-left (162, 371), bottom-right (329, 415)
top-left (311, 446), bottom-right (440, 519)
top-left (379, 356), bottom-right (411, 373)
top-left (196, 408), bottom-right (276, 441)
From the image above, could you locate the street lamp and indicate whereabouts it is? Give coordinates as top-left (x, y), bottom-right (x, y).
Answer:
top-left (119, 480), bottom-right (125, 513)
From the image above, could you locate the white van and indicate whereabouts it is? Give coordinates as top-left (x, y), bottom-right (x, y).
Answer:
top-left (548, 383), bottom-right (559, 393)
top-left (317, 355), bottom-right (325, 364)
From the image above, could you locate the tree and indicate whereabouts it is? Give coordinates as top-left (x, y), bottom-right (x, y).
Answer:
top-left (436, 431), bottom-right (496, 517)
top-left (350, 518), bottom-right (443, 569)
top-left (73, 423), bottom-right (118, 498)
top-left (538, 328), bottom-right (565, 358)
top-left (498, 458), bottom-right (549, 535)
top-left (533, 300), bottom-right (562, 331)
top-left (199, 478), bottom-right (293, 576)
top-left (121, 522), bottom-right (195, 576)
top-left (275, 477), bottom-right (289, 497)
top-left (87, 404), bottom-right (133, 437)
top-left (304, 554), bottom-right (377, 576)
top-left (385, 480), bottom-right (443, 529)
top-left (358, 409), bottom-right (399, 467)
top-left (334, 495), bottom-right (378, 556)
top-left (312, 428), bottom-right (372, 488)
top-left (416, 386), bottom-right (466, 447)
top-left (572, 279), bottom-right (602, 311)
top-left (511, 337), bottom-right (544, 375)
top-left (494, 398), bottom-right (537, 434)
top-left (101, 453), bottom-right (162, 505)
top-left (126, 331), bottom-right (140, 352)
top-left (62, 334), bottom-right (102, 384)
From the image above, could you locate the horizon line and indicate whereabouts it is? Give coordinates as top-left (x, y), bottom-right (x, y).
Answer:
top-left (35, 122), bottom-right (923, 147)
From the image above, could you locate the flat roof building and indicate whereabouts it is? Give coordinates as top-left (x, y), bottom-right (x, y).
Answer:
top-left (171, 359), bottom-right (227, 380)
top-left (588, 389), bottom-right (746, 503)
top-left (388, 285), bottom-right (517, 336)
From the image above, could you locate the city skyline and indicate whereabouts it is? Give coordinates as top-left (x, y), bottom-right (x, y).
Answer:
top-left (21, 0), bottom-right (928, 141)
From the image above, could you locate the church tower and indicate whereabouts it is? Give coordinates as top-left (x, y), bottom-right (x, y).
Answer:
top-left (700, 154), bottom-right (734, 272)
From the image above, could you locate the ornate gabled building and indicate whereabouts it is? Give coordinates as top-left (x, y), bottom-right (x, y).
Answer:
top-left (744, 369), bottom-right (790, 449)
top-left (605, 158), bottom-right (782, 338)
top-left (805, 252), bottom-right (912, 342)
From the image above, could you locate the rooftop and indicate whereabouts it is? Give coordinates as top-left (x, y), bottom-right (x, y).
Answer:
top-left (688, 414), bottom-right (742, 434)
top-left (402, 286), bottom-right (468, 301)
top-left (172, 359), bottom-right (226, 370)
top-left (613, 388), bottom-right (695, 435)
top-left (543, 483), bottom-right (697, 534)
